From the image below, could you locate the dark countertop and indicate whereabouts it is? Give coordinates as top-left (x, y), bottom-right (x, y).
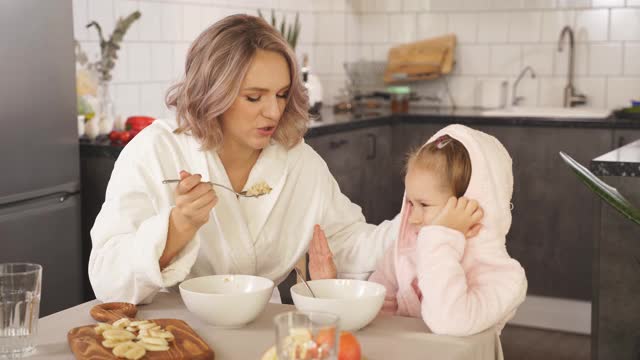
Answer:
top-left (591, 139), bottom-right (640, 177)
top-left (81, 106), bottom-right (640, 159)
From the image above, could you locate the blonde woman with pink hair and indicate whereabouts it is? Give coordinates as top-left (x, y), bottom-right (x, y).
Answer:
top-left (88, 14), bottom-right (403, 304)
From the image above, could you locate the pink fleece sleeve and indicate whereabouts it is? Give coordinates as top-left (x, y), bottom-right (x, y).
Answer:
top-left (369, 243), bottom-right (399, 315)
top-left (416, 225), bottom-right (527, 336)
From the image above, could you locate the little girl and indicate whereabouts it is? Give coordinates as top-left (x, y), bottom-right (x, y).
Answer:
top-left (309, 124), bottom-right (527, 336)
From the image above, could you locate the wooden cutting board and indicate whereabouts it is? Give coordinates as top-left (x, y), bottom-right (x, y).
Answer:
top-left (384, 34), bottom-right (456, 83)
top-left (67, 319), bottom-right (214, 360)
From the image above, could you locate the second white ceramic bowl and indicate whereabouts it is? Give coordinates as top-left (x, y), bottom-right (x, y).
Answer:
top-left (291, 279), bottom-right (386, 331)
top-left (179, 274), bottom-right (274, 327)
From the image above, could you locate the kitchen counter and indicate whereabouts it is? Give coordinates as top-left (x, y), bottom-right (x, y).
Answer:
top-left (590, 138), bottom-right (640, 177)
top-left (589, 140), bottom-right (640, 358)
top-left (81, 106), bottom-right (640, 159)
top-left (33, 291), bottom-right (502, 360)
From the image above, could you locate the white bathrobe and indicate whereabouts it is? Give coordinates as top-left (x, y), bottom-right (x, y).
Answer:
top-left (89, 118), bottom-right (399, 304)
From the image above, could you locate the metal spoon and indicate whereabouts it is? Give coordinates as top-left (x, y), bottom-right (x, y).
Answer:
top-left (161, 179), bottom-right (263, 198)
top-left (294, 267), bottom-right (316, 298)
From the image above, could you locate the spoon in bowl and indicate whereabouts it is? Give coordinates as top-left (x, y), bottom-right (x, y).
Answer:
top-left (294, 267), bottom-right (316, 298)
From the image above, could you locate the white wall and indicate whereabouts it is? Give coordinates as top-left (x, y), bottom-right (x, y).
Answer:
top-left (348, 0), bottom-right (640, 109)
top-left (73, 0), bottom-right (318, 119)
top-left (73, 0), bottom-right (640, 118)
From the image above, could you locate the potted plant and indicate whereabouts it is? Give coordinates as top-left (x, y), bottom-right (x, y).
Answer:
top-left (75, 11), bottom-right (141, 137)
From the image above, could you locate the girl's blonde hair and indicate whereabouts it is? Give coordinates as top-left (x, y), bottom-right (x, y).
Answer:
top-left (166, 14), bottom-right (309, 150)
top-left (407, 135), bottom-right (472, 197)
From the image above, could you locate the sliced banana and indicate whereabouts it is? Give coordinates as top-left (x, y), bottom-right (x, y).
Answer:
top-left (103, 329), bottom-right (136, 342)
top-left (102, 339), bottom-right (125, 349)
top-left (137, 322), bottom-right (157, 330)
top-left (94, 323), bottom-right (113, 335)
top-left (95, 318), bottom-right (174, 355)
top-left (140, 336), bottom-right (168, 346)
top-left (124, 346), bottom-right (146, 360)
top-left (111, 341), bottom-right (146, 359)
top-left (113, 318), bottom-right (131, 329)
top-left (112, 341), bottom-right (137, 357)
top-left (129, 320), bottom-right (150, 327)
top-left (150, 329), bottom-right (175, 341)
top-left (140, 342), bottom-right (171, 352)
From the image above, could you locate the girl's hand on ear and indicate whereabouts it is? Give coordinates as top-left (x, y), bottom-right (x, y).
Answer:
top-left (431, 197), bottom-right (483, 238)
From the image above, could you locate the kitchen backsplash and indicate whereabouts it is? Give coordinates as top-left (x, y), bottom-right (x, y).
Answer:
top-left (74, 0), bottom-right (319, 119)
top-left (73, 0), bottom-right (640, 118)
top-left (347, 0), bottom-right (640, 109)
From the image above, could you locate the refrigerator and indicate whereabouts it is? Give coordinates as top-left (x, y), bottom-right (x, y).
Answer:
top-left (0, 0), bottom-right (84, 316)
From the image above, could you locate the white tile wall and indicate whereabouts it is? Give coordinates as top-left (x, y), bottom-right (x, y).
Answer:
top-left (314, 13), bottom-right (345, 44)
top-left (524, 0), bottom-right (557, 9)
top-left (88, 0), bottom-right (115, 35)
top-left (611, 8), bottom-right (640, 40)
top-left (477, 12), bottom-right (509, 43)
top-left (73, 0), bottom-right (89, 41)
top-left (557, 0), bottom-right (591, 8)
top-left (361, 14), bottom-right (389, 43)
top-left (541, 11), bottom-right (575, 41)
top-left (508, 12), bottom-right (542, 43)
top-left (555, 43), bottom-right (588, 75)
top-left (490, 45), bottom-right (522, 75)
top-left (592, 0), bottom-right (624, 7)
top-left (456, 45), bottom-right (490, 75)
top-left (589, 43), bottom-right (622, 75)
top-left (389, 14), bottom-right (416, 44)
top-left (447, 13), bottom-right (478, 43)
top-left (538, 77), bottom-right (568, 106)
top-left (623, 43), bottom-right (640, 75)
top-left (73, 0), bottom-right (640, 114)
top-left (416, 13), bottom-right (448, 39)
top-left (575, 9), bottom-right (609, 42)
top-left (607, 77), bottom-right (640, 108)
top-left (522, 44), bottom-right (555, 75)
top-left (576, 77), bottom-right (607, 108)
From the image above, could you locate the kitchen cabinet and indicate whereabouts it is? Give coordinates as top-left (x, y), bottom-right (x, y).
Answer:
top-left (389, 123), bottom-right (444, 215)
top-left (80, 152), bottom-right (118, 301)
top-left (594, 176), bottom-right (640, 360)
top-left (471, 125), bottom-right (612, 300)
top-left (306, 126), bottom-right (395, 225)
top-left (612, 128), bottom-right (640, 149)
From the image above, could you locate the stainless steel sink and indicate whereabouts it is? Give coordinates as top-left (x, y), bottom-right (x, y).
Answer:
top-left (481, 107), bottom-right (611, 119)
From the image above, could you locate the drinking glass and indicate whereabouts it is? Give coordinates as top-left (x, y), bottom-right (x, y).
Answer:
top-left (0, 263), bottom-right (42, 358)
top-left (274, 311), bottom-right (339, 360)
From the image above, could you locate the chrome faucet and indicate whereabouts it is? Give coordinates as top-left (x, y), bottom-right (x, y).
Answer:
top-left (557, 26), bottom-right (586, 107)
top-left (512, 66), bottom-right (536, 106)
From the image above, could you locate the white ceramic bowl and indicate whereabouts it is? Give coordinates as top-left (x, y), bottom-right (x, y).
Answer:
top-left (179, 275), bottom-right (274, 327)
top-left (291, 279), bottom-right (386, 331)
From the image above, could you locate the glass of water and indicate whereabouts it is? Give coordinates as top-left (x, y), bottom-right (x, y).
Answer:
top-left (0, 263), bottom-right (42, 358)
top-left (274, 311), bottom-right (339, 360)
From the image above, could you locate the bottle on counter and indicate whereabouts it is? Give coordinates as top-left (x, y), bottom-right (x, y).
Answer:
top-left (388, 86), bottom-right (410, 114)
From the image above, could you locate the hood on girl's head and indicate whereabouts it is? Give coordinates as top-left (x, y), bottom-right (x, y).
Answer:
top-left (425, 124), bottom-right (513, 239)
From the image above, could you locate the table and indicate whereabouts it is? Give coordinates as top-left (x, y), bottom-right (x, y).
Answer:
top-left (31, 292), bottom-right (503, 359)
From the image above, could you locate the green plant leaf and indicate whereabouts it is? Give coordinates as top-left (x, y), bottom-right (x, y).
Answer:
top-left (271, 9), bottom-right (276, 27)
top-left (291, 14), bottom-right (300, 49)
top-left (286, 26), bottom-right (292, 45)
top-left (559, 151), bottom-right (640, 226)
top-left (279, 17), bottom-right (285, 36)
top-left (86, 21), bottom-right (105, 43)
